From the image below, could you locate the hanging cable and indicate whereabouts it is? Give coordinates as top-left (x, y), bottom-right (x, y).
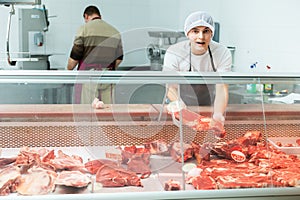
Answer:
top-left (6, 4), bottom-right (16, 66)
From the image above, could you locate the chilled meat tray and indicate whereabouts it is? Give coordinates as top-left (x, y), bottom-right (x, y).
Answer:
top-left (0, 120), bottom-right (300, 199)
top-left (1, 146), bottom-right (300, 200)
top-left (268, 137), bottom-right (300, 155)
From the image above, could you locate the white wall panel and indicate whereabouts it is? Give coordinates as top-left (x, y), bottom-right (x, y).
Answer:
top-left (0, 0), bottom-right (299, 72)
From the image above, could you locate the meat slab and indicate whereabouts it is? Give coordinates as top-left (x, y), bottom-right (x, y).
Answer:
top-left (55, 171), bottom-right (91, 188)
top-left (96, 164), bottom-right (142, 187)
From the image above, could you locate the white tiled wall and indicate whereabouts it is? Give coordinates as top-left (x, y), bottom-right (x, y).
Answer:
top-left (0, 0), bottom-right (299, 72)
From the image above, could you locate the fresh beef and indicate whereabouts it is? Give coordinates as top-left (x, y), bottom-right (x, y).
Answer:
top-left (120, 145), bottom-right (136, 164)
top-left (296, 139), bottom-right (300, 146)
top-left (95, 164), bottom-right (142, 187)
top-left (0, 166), bottom-right (21, 196)
top-left (192, 142), bottom-right (211, 165)
top-left (190, 173), bottom-right (218, 190)
top-left (172, 109), bottom-right (211, 131)
top-left (127, 155), bottom-right (151, 178)
top-left (85, 159), bottom-right (118, 174)
top-left (268, 169), bottom-right (300, 187)
top-left (121, 145), bottom-right (150, 165)
top-left (144, 139), bottom-right (169, 156)
top-left (55, 170), bottom-right (91, 188)
top-left (16, 167), bottom-right (57, 195)
top-left (188, 136), bottom-right (300, 190)
top-left (210, 131), bottom-right (262, 160)
top-left (49, 150), bottom-right (85, 171)
top-left (169, 142), bottom-right (193, 163)
top-left (164, 179), bottom-right (181, 191)
top-left (14, 147), bottom-right (55, 172)
top-left (0, 157), bottom-right (17, 167)
top-left (15, 147), bottom-right (42, 169)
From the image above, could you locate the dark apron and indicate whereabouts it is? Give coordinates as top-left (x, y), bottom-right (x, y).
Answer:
top-left (180, 84), bottom-right (215, 106)
top-left (180, 45), bottom-right (216, 106)
top-left (74, 61), bottom-right (115, 104)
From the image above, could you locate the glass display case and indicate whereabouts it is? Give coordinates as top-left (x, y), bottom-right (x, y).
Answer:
top-left (0, 70), bottom-right (299, 200)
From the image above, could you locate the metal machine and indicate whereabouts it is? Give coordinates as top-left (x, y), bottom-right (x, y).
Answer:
top-left (146, 31), bottom-right (185, 71)
top-left (18, 5), bottom-right (50, 70)
top-left (0, 0), bottom-right (40, 4)
top-left (1, 0), bottom-right (51, 69)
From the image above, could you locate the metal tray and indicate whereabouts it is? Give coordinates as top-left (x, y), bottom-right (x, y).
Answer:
top-left (267, 137), bottom-right (300, 155)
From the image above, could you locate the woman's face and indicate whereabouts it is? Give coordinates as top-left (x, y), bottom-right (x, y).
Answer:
top-left (187, 26), bottom-right (213, 55)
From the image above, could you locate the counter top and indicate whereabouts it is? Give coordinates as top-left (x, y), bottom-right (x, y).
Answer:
top-left (0, 104), bottom-right (300, 121)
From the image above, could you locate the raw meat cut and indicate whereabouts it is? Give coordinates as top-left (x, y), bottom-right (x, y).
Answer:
top-left (49, 150), bottom-right (85, 171)
top-left (0, 166), bottom-right (21, 196)
top-left (169, 141), bottom-right (194, 163)
top-left (296, 139), bottom-right (300, 146)
top-left (210, 131), bottom-right (262, 160)
top-left (191, 142), bottom-right (211, 164)
top-left (144, 139), bottom-right (169, 156)
top-left (95, 164), bottom-right (142, 187)
top-left (187, 133), bottom-right (300, 190)
top-left (121, 146), bottom-right (150, 165)
top-left (191, 173), bottom-right (218, 190)
top-left (171, 108), bottom-right (226, 138)
top-left (172, 109), bottom-right (211, 130)
top-left (127, 155), bottom-right (151, 178)
top-left (55, 171), bottom-right (91, 188)
top-left (164, 179), bottom-right (181, 191)
top-left (16, 167), bottom-right (57, 195)
top-left (0, 157), bottom-right (17, 167)
top-left (85, 159), bottom-right (118, 175)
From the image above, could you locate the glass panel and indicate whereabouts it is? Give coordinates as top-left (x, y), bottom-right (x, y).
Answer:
top-left (0, 71), bottom-right (299, 198)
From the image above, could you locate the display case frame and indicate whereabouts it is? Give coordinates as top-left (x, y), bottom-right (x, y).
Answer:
top-left (0, 70), bottom-right (299, 200)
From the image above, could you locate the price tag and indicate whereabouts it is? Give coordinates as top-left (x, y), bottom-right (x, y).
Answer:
top-left (105, 148), bottom-right (122, 162)
top-left (182, 163), bottom-right (197, 173)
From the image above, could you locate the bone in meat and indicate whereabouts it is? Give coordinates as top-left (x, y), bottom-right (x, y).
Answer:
top-left (55, 171), bottom-right (91, 188)
top-left (16, 167), bottom-right (57, 195)
top-left (0, 166), bottom-right (21, 196)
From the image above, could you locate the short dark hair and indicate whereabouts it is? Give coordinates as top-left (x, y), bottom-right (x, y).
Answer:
top-left (83, 5), bottom-right (101, 17)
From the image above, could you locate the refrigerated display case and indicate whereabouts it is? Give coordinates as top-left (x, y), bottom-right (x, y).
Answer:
top-left (0, 70), bottom-right (299, 200)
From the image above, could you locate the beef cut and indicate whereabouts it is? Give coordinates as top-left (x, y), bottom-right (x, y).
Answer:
top-left (95, 164), bottom-right (142, 187)
top-left (55, 171), bottom-right (91, 188)
top-left (144, 139), bottom-right (169, 156)
top-left (85, 159), bottom-right (118, 175)
top-left (164, 179), bottom-right (181, 191)
top-left (16, 167), bottom-right (57, 195)
top-left (49, 150), bottom-right (85, 171)
top-left (169, 142), bottom-right (193, 163)
top-left (0, 166), bottom-right (21, 196)
top-left (127, 155), bottom-right (151, 178)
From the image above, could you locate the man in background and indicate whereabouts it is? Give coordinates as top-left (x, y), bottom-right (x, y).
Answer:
top-left (67, 5), bottom-right (123, 104)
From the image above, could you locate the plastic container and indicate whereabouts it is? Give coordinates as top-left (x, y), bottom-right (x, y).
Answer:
top-left (246, 84), bottom-right (256, 93)
top-left (267, 137), bottom-right (300, 155)
top-left (263, 84), bottom-right (273, 94)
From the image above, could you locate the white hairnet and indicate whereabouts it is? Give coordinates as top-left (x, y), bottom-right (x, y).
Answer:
top-left (184, 11), bottom-right (215, 37)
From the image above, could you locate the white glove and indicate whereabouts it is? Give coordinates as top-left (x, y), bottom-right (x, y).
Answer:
top-left (92, 98), bottom-right (104, 109)
top-left (210, 112), bottom-right (226, 139)
top-left (212, 112), bottom-right (225, 126)
top-left (167, 99), bottom-right (187, 113)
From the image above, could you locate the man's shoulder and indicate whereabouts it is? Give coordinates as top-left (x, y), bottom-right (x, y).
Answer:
top-left (99, 20), bottom-right (120, 33)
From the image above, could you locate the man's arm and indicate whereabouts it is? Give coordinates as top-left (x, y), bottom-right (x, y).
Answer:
top-left (115, 59), bottom-right (122, 69)
top-left (166, 84), bottom-right (179, 102)
top-left (213, 83), bottom-right (229, 116)
top-left (67, 58), bottom-right (79, 70)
